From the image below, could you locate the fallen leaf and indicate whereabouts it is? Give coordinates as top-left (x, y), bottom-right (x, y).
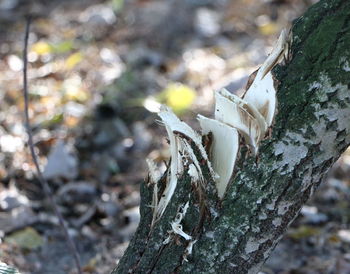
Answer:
top-left (31, 41), bottom-right (52, 55)
top-left (259, 22), bottom-right (279, 36)
top-left (43, 140), bottom-right (78, 180)
top-left (158, 83), bottom-right (196, 114)
top-left (287, 225), bottom-right (321, 240)
top-left (65, 52), bottom-right (83, 69)
top-left (50, 40), bottom-right (74, 54)
top-left (5, 227), bottom-right (44, 250)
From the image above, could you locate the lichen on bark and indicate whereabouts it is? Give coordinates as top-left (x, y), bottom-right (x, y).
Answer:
top-left (113, 0), bottom-right (350, 273)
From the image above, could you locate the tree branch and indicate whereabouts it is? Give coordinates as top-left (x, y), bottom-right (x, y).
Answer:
top-left (113, 0), bottom-right (350, 273)
top-left (22, 17), bottom-right (82, 274)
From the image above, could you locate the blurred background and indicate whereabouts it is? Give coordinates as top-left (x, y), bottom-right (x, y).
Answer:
top-left (1, 0), bottom-right (350, 273)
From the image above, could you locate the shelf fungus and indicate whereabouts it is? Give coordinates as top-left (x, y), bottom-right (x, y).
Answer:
top-left (148, 30), bottom-right (287, 224)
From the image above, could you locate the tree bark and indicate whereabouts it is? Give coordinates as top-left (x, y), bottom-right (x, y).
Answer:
top-left (113, 0), bottom-right (350, 273)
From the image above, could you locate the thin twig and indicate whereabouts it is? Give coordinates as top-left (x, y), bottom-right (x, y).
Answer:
top-left (23, 17), bottom-right (83, 274)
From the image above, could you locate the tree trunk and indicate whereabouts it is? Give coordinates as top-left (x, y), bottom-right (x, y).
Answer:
top-left (113, 0), bottom-right (350, 273)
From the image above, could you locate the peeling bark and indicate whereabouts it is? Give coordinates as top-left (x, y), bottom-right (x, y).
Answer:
top-left (112, 0), bottom-right (350, 273)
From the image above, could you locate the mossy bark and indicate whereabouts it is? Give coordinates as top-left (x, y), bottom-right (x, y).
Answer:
top-left (113, 0), bottom-right (350, 273)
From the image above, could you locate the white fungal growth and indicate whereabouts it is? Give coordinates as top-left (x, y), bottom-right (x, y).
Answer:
top-left (198, 115), bottom-right (239, 198)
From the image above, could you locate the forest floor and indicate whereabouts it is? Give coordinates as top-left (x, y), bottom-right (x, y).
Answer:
top-left (1, 0), bottom-right (350, 273)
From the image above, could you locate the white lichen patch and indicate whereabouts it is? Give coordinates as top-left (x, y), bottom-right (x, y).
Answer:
top-left (205, 231), bottom-right (215, 239)
top-left (248, 262), bottom-right (265, 274)
top-left (308, 81), bottom-right (322, 91)
top-left (229, 263), bottom-right (238, 268)
top-left (271, 73), bottom-right (350, 195)
top-left (313, 127), bottom-right (338, 164)
top-left (258, 212), bottom-right (267, 220)
top-left (273, 131), bottom-right (308, 173)
top-left (340, 57), bottom-right (350, 72)
top-left (252, 226), bottom-right (260, 233)
top-left (198, 115), bottom-right (239, 198)
top-left (311, 74), bottom-right (350, 127)
top-left (277, 201), bottom-right (293, 215)
top-left (266, 200), bottom-right (276, 211)
top-left (272, 217), bottom-right (282, 227)
top-left (307, 74), bottom-right (350, 168)
top-left (244, 238), bottom-right (260, 254)
top-left (258, 237), bottom-right (270, 244)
